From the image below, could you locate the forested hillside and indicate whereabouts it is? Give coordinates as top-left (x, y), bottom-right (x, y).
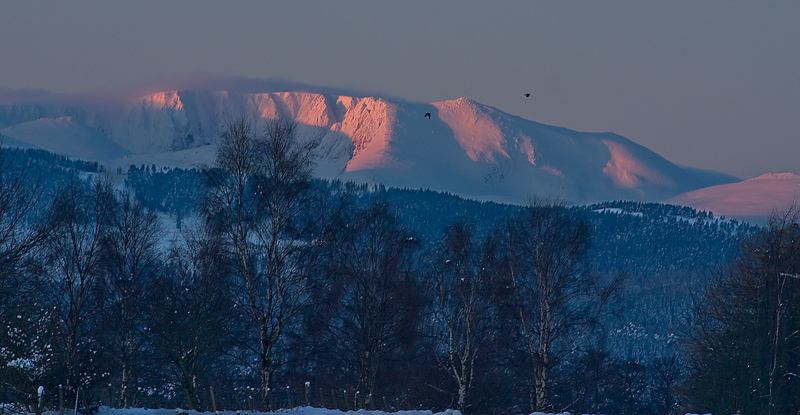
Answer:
top-left (0, 134), bottom-right (768, 415)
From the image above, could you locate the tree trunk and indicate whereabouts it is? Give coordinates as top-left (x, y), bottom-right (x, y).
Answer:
top-left (534, 361), bottom-right (549, 412)
top-left (121, 364), bottom-right (130, 408)
top-left (260, 328), bottom-right (273, 411)
top-left (533, 345), bottom-right (550, 412)
top-left (457, 379), bottom-right (467, 412)
top-left (180, 373), bottom-right (200, 411)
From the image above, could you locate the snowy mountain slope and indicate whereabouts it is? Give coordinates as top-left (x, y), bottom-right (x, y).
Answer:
top-left (0, 88), bottom-right (716, 203)
top-left (0, 103), bottom-right (75, 128)
top-left (0, 117), bottom-right (129, 160)
top-left (106, 145), bottom-right (218, 171)
top-left (666, 173), bottom-right (800, 221)
top-left (0, 133), bottom-right (39, 149)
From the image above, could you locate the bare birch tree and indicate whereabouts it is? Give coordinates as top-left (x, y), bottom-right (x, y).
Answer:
top-left (324, 201), bottom-right (423, 403)
top-left (501, 204), bottom-right (617, 413)
top-left (44, 178), bottom-right (115, 395)
top-left (428, 221), bottom-right (499, 413)
top-left (0, 145), bottom-right (49, 319)
top-left (147, 234), bottom-right (232, 411)
top-left (201, 118), bottom-right (322, 410)
top-left (98, 192), bottom-right (162, 407)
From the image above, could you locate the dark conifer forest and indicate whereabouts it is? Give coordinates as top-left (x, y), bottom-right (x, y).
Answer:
top-left (3, 121), bottom-right (797, 415)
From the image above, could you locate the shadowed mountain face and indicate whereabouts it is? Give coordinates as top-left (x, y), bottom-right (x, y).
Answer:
top-left (0, 88), bottom-right (720, 204)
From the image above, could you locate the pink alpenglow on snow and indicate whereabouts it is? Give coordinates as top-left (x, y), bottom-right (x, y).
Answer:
top-left (433, 97), bottom-right (509, 164)
top-left (667, 173), bottom-right (800, 220)
top-left (95, 407), bottom-right (464, 415)
top-left (601, 138), bottom-right (675, 189)
top-left (0, 88), bottom-right (720, 204)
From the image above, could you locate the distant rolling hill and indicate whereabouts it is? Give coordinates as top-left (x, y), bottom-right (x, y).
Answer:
top-left (667, 173), bottom-right (800, 222)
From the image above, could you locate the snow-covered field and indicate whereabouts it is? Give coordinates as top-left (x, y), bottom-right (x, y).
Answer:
top-left (25, 408), bottom-right (472, 415)
top-left (95, 408), bottom-right (464, 415)
top-left (99, 408), bottom-right (713, 415)
top-left (10, 407), bottom-right (713, 415)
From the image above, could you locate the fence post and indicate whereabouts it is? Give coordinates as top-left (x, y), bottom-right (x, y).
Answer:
top-left (235, 389), bottom-right (240, 410)
top-left (59, 385), bottom-right (64, 414)
top-left (210, 387), bottom-right (217, 413)
top-left (35, 386), bottom-right (43, 415)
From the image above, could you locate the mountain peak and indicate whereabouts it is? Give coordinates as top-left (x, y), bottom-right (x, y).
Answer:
top-left (433, 96), bottom-right (486, 111)
top-left (138, 90), bottom-right (184, 110)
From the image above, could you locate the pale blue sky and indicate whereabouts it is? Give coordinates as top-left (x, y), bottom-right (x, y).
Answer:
top-left (1, 1), bottom-right (798, 179)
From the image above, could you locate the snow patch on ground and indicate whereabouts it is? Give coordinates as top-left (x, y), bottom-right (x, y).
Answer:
top-left (591, 207), bottom-right (644, 217)
top-left (104, 145), bottom-right (218, 172)
top-left (93, 407), bottom-right (463, 415)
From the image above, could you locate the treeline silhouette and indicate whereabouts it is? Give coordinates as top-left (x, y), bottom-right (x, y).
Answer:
top-left (2, 121), bottom-right (793, 415)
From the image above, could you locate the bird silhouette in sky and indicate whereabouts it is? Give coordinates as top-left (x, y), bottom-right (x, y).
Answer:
top-left (524, 93), bottom-right (531, 97)
top-left (424, 112), bottom-right (431, 119)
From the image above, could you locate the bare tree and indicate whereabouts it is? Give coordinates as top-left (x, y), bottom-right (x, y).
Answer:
top-left (201, 118), bottom-right (323, 410)
top-left (648, 356), bottom-right (682, 415)
top-left (686, 207), bottom-right (800, 415)
top-left (323, 201), bottom-right (423, 402)
top-left (43, 177), bottom-right (115, 395)
top-left (0, 146), bottom-right (55, 409)
top-left (427, 221), bottom-right (499, 413)
top-left (500, 203), bottom-right (617, 412)
top-left (147, 234), bottom-right (233, 411)
top-left (0, 145), bottom-right (49, 319)
top-left (98, 192), bottom-right (162, 407)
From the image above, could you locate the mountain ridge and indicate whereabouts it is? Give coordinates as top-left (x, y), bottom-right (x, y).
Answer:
top-left (0, 88), bottom-right (729, 204)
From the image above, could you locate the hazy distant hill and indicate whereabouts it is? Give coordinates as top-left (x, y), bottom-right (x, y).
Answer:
top-left (667, 173), bottom-right (800, 222)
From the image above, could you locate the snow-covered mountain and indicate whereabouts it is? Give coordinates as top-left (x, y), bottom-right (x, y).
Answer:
top-left (0, 89), bottom-right (725, 204)
top-left (667, 173), bottom-right (800, 222)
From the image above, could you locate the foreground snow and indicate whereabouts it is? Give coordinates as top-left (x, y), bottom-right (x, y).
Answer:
top-left (94, 407), bottom-right (464, 415)
top-left (88, 406), bottom-right (712, 415)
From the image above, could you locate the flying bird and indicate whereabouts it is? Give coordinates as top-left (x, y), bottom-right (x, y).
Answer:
top-left (524, 93), bottom-right (531, 97)
top-left (424, 113), bottom-right (431, 119)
